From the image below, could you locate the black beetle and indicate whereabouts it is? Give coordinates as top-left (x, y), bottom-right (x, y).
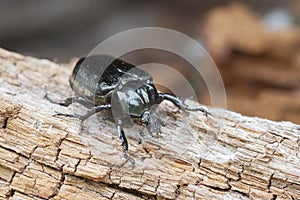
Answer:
top-left (48, 55), bottom-right (207, 164)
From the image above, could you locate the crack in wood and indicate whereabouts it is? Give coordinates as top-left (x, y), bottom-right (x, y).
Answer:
top-left (109, 192), bottom-right (115, 200)
top-left (48, 172), bottom-right (65, 199)
top-left (267, 173), bottom-right (275, 192)
top-left (110, 183), bottom-right (158, 200)
top-left (2, 117), bottom-right (8, 129)
top-left (7, 189), bottom-right (15, 198)
top-left (154, 176), bottom-right (160, 194)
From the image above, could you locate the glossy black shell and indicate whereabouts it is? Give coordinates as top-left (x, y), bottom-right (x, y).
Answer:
top-left (69, 55), bottom-right (153, 104)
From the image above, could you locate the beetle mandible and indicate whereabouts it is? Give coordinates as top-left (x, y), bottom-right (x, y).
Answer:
top-left (49, 55), bottom-right (207, 164)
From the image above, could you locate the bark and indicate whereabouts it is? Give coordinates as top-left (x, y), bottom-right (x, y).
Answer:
top-left (0, 48), bottom-right (299, 200)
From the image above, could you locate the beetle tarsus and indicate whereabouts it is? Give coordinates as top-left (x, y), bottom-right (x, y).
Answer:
top-left (117, 120), bottom-right (135, 165)
top-left (57, 97), bottom-right (74, 107)
top-left (45, 94), bottom-right (74, 107)
top-left (54, 111), bottom-right (81, 119)
top-left (123, 150), bottom-right (135, 166)
top-left (53, 105), bottom-right (111, 121)
top-left (45, 94), bottom-right (95, 108)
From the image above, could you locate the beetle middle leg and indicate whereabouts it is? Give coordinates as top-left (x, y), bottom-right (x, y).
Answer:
top-left (45, 94), bottom-right (95, 108)
top-left (79, 104), bottom-right (111, 121)
top-left (55, 104), bottom-right (111, 121)
top-left (159, 93), bottom-right (208, 115)
top-left (117, 119), bottom-right (135, 165)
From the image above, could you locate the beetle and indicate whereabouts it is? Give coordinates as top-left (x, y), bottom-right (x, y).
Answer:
top-left (48, 54), bottom-right (207, 164)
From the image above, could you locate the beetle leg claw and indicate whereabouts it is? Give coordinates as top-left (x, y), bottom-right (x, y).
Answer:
top-left (123, 150), bottom-right (135, 166)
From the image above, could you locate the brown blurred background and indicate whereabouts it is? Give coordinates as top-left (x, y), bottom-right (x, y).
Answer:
top-left (0, 0), bottom-right (299, 124)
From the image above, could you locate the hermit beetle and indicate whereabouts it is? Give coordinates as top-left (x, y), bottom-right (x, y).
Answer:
top-left (48, 55), bottom-right (207, 164)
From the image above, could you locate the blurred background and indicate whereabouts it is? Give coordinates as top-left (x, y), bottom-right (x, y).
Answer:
top-left (0, 0), bottom-right (299, 124)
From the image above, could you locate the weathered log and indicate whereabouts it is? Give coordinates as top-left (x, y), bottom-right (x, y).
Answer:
top-left (0, 48), bottom-right (299, 200)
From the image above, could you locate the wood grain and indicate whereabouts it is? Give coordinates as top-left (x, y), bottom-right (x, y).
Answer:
top-left (0, 48), bottom-right (299, 199)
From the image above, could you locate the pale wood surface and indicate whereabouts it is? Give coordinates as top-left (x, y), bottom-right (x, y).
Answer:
top-left (0, 48), bottom-right (299, 199)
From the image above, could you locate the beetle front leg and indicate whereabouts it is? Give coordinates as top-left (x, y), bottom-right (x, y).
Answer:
top-left (117, 120), bottom-right (135, 165)
top-left (159, 93), bottom-right (208, 115)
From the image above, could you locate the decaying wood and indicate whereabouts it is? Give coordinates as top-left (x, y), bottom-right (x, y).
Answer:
top-left (0, 48), bottom-right (299, 200)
